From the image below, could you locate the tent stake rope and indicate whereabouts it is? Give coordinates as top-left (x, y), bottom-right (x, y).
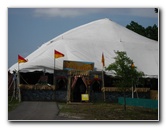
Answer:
top-left (9, 76), bottom-right (16, 103)
top-left (8, 79), bottom-right (14, 91)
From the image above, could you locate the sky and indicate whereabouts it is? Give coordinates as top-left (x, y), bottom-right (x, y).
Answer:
top-left (8, 8), bottom-right (158, 68)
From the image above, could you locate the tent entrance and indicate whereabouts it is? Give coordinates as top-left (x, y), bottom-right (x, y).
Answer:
top-left (56, 77), bottom-right (67, 90)
top-left (91, 79), bottom-right (102, 92)
top-left (71, 76), bottom-right (87, 102)
top-left (67, 70), bottom-right (90, 103)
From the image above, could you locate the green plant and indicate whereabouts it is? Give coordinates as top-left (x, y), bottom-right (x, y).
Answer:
top-left (106, 51), bottom-right (144, 110)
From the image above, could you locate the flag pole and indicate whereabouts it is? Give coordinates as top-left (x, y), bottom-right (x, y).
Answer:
top-left (53, 55), bottom-right (56, 86)
top-left (17, 54), bottom-right (28, 102)
top-left (53, 50), bottom-right (64, 88)
top-left (17, 62), bottom-right (21, 102)
top-left (102, 68), bottom-right (106, 102)
top-left (53, 50), bottom-right (56, 101)
top-left (101, 52), bottom-right (106, 102)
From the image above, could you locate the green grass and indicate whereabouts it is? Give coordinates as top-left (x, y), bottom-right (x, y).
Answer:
top-left (8, 97), bottom-right (20, 112)
top-left (58, 102), bottom-right (158, 120)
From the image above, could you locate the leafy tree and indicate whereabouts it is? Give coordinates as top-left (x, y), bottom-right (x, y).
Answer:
top-left (145, 24), bottom-right (158, 41)
top-left (126, 21), bottom-right (158, 41)
top-left (126, 21), bottom-right (146, 37)
top-left (106, 51), bottom-right (144, 111)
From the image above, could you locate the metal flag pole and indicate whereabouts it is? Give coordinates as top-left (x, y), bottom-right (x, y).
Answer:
top-left (53, 50), bottom-right (64, 89)
top-left (101, 52), bottom-right (106, 102)
top-left (53, 55), bottom-right (56, 86)
top-left (53, 54), bottom-right (56, 101)
top-left (17, 62), bottom-right (21, 102)
top-left (102, 67), bottom-right (106, 102)
top-left (17, 54), bottom-right (28, 102)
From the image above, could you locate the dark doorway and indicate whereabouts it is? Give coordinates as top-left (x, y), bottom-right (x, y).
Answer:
top-left (56, 78), bottom-right (67, 90)
top-left (91, 80), bottom-right (102, 92)
top-left (72, 77), bottom-right (86, 102)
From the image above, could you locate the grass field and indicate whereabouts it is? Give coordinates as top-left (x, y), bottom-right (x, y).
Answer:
top-left (58, 102), bottom-right (158, 120)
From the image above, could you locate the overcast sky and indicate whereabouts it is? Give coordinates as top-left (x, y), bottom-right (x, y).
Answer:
top-left (8, 8), bottom-right (158, 68)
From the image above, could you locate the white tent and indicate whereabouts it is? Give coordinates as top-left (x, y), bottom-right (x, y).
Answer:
top-left (9, 18), bottom-right (158, 78)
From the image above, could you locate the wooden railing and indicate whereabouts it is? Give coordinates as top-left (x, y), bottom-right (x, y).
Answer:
top-left (102, 87), bottom-right (150, 92)
top-left (20, 84), bottom-right (56, 90)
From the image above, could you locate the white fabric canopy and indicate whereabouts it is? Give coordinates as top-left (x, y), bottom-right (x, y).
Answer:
top-left (9, 18), bottom-right (158, 77)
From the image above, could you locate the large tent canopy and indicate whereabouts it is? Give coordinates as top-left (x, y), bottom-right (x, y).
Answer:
top-left (9, 18), bottom-right (158, 78)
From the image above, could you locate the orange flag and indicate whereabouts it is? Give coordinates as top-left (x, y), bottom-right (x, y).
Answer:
top-left (18, 55), bottom-right (28, 63)
top-left (101, 53), bottom-right (105, 67)
top-left (131, 63), bottom-right (135, 69)
top-left (54, 50), bottom-right (64, 58)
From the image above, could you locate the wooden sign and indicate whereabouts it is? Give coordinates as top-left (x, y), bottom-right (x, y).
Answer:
top-left (63, 60), bottom-right (94, 71)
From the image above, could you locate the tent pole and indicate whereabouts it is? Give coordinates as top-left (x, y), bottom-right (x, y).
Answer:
top-left (10, 72), bottom-right (16, 102)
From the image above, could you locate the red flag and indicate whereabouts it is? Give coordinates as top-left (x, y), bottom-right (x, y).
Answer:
top-left (101, 53), bottom-right (105, 67)
top-left (54, 50), bottom-right (64, 58)
top-left (18, 55), bottom-right (28, 63)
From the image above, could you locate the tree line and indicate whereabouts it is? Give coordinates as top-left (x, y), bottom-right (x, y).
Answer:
top-left (126, 21), bottom-right (158, 41)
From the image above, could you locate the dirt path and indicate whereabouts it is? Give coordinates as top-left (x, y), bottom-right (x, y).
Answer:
top-left (8, 101), bottom-right (77, 121)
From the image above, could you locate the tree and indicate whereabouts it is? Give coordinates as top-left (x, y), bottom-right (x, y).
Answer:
top-left (145, 24), bottom-right (158, 41)
top-left (106, 51), bottom-right (144, 111)
top-left (126, 21), bottom-right (158, 41)
top-left (126, 21), bottom-right (146, 37)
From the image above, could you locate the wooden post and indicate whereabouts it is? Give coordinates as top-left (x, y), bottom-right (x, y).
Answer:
top-left (102, 70), bottom-right (105, 102)
top-left (132, 78), bottom-right (134, 98)
top-left (67, 76), bottom-right (71, 103)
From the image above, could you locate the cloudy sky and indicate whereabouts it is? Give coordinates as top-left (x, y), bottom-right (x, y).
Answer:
top-left (8, 8), bottom-right (158, 68)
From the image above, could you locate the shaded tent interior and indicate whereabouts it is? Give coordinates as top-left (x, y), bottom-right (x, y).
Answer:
top-left (8, 70), bottom-right (158, 102)
top-left (13, 71), bottom-right (158, 91)
top-left (90, 78), bottom-right (102, 92)
top-left (71, 77), bottom-right (87, 102)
